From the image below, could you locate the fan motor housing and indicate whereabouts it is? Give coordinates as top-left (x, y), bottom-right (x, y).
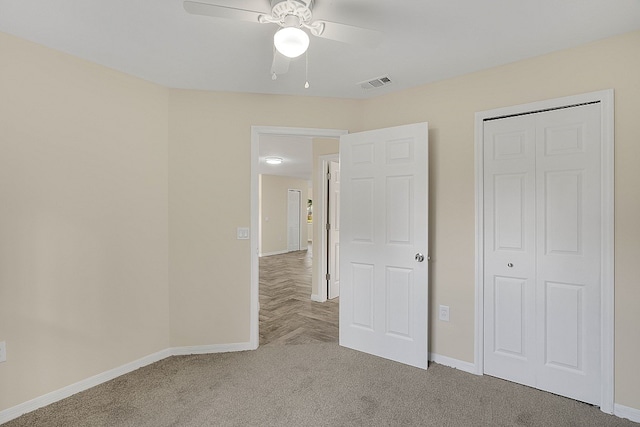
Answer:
top-left (270, 0), bottom-right (314, 23)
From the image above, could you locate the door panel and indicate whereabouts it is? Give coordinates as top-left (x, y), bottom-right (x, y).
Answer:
top-left (351, 178), bottom-right (374, 242)
top-left (385, 266), bottom-right (412, 338)
top-left (351, 263), bottom-right (374, 329)
top-left (493, 276), bottom-right (527, 358)
top-left (386, 176), bottom-right (413, 244)
top-left (544, 281), bottom-right (584, 371)
top-left (493, 173), bottom-right (526, 250)
top-left (545, 171), bottom-right (582, 254)
top-left (339, 123), bottom-right (429, 369)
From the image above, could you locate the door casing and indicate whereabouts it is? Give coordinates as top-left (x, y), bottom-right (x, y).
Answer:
top-left (474, 90), bottom-right (615, 413)
top-left (313, 154), bottom-right (340, 302)
top-left (287, 189), bottom-right (301, 252)
top-left (327, 160), bottom-right (340, 300)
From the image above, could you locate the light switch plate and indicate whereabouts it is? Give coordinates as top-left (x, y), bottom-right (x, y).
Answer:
top-left (0, 341), bottom-right (6, 363)
top-left (236, 227), bottom-right (250, 240)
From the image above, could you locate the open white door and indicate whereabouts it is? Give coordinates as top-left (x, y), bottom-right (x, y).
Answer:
top-left (339, 123), bottom-right (429, 369)
top-left (328, 160), bottom-right (340, 299)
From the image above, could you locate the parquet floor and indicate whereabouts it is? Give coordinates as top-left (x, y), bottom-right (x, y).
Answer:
top-left (259, 246), bottom-right (339, 346)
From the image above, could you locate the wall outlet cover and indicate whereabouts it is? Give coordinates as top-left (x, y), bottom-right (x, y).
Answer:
top-left (439, 305), bottom-right (450, 322)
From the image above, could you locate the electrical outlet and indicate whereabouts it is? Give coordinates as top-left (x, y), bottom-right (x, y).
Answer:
top-left (439, 305), bottom-right (450, 322)
top-left (0, 341), bottom-right (6, 363)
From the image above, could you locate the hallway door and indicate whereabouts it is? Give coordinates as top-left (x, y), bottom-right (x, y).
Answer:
top-left (339, 123), bottom-right (429, 369)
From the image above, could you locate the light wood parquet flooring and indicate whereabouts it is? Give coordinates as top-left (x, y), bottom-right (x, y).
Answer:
top-left (259, 247), bottom-right (339, 346)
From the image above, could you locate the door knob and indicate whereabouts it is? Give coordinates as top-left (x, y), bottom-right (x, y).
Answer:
top-left (415, 253), bottom-right (425, 262)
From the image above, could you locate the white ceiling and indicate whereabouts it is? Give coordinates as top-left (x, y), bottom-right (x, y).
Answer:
top-left (3, 1), bottom-right (640, 180)
top-left (1, 0), bottom-right (640, 100)
top-left (258, 134), bottom-right (314, 181)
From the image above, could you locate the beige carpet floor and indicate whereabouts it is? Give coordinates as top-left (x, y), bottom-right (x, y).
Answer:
top-left (5, 343), bottom-right (636, 426)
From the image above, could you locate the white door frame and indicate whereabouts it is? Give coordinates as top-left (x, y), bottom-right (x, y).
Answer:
top-left (314, 153), bottom-right (339, 302)
top-left (474, 90), bottom-right (615, 413)
top-left (250, 126), bottom-right (348, 349)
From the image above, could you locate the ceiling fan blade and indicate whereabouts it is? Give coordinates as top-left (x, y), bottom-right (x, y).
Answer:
top-left (183, 1), bottom-right (265, 23)
top-left (314, 20), bottom-right (383, 48)
top-left (271, 50), bottom-right (291, 75)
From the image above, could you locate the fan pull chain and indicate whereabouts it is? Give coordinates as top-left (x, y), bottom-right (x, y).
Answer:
top-left (304, 51), bottom-right (310, 89)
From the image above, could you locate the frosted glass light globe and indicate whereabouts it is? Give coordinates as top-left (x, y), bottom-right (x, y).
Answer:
top-left (274, 27), bottom-right (309, 58)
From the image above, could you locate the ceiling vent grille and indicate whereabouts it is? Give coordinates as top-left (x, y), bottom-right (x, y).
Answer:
top-left (358, 75), bottom-right (392, 90)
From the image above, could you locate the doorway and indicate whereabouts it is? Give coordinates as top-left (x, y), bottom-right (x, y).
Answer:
top-left (474, 90), bottom-right (614, 412)
top-left (250, 126), bottom-right (348, 348)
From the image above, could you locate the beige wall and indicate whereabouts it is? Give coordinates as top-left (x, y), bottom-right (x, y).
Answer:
top-left (361, 30), bottom-right (640, 409)
top-left (3, 26), bottom-right (640, 414)
top-left (259, 174), bottom-right (309, 255)
top-left (0, 33), bottom-right (170, 411)
top-left (168, 90), bottom-right (361, 347)
top-left (310, 138), bottom-right (340, 298)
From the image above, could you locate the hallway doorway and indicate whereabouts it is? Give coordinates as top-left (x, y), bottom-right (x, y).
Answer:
top-left (250, 126), bottom-right (347, 348)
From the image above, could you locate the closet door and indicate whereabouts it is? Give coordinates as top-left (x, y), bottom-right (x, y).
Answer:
top-left (534, 104), bottom-right (601, 404)
top-left (483, 114), bottom-right (537, 387)
top-left (484, 103), bottom-right (602, 405)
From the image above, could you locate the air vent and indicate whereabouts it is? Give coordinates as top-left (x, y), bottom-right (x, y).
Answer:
top-left (358, 75), bottom-right (392, 90)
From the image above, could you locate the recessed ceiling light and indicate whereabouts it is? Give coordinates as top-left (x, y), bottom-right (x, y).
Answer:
top-left (265, 157), bottom-right (283, 165)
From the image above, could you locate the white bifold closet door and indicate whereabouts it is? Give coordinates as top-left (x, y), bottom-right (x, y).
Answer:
top-left (483, 103), bottom-right (602, 405)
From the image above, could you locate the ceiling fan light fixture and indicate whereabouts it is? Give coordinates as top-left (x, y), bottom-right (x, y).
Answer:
top-left (274, 26), bottom-right (309, 58)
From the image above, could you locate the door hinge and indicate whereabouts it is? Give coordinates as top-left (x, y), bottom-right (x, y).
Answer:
top-left (326, 223), bottom-right (331, 230)
top-left (327, 172), bottom-right (331, 181)
top-left (326, 273), bottom-right (331, 281)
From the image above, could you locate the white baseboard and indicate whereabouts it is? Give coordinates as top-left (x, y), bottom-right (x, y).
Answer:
top-left (614, 404), bottom-right (640, 423)
top-left (259, 250), bottom-right (288, 258)
top-left (310, 294), bottom-right (326, 303)
top-left (427, 355), bottom-right (640, 423)
top-left (428, 352), bottom-right (476, 374)
top-left (170, 342), bottom-right (253, 356)
top-left (0, 342), bottom-right (253, 425)
top-left (0, 348), bottom-right (171, 425)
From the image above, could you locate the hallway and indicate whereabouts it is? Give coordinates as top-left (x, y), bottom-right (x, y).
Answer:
top-left (259, 248), bottom-right (339, 346)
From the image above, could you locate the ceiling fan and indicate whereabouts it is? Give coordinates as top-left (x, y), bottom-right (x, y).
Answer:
top-left (183, 0), bottom-right (383, 77)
